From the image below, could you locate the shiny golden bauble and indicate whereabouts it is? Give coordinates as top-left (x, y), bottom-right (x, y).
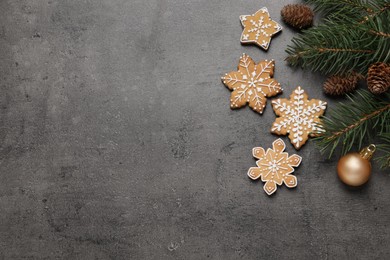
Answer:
top-left (337, 145), bottom-right (376, 186)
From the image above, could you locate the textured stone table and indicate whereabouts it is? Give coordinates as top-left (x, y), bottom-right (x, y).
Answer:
top-left (0, 0), bottom-right (389, 259)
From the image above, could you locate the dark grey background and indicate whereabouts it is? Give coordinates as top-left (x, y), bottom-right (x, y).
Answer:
top-left (0, 0), bottom-right (389, 259)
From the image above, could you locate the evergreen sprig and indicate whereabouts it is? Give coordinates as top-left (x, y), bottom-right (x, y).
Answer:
top-left (315, 90), bottom-right (390, 168)
top-left (286, 0), bottom-right (390, 76)
top-left (377, 132), bottom-right (390, 168)
top-left (305, 0), bottom-right (388, 18)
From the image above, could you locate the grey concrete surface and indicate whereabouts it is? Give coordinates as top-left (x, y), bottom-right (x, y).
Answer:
top-left (0, 0), bottom-right (389, 259)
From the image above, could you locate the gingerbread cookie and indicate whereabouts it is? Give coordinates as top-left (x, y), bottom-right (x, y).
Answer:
top-left (240, 7), bottom-right (282, 50)
top-left (221, 54), bottom-right (282, 114)
top-left (271, 86), bottom-right (327, 149)
top-left (248, 138), bottom-right (302, 195)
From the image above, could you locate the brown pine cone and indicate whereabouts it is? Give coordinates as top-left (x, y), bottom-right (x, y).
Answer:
top-left (323, 73), bottom-right (361, 96)
top-left (367, 62), bottom-right (390, 95)
top-left (281, 4), bottom-right (314, 30)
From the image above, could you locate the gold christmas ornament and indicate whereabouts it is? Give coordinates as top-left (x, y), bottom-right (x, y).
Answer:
top-left (337, 144), bottom-right (376, 186)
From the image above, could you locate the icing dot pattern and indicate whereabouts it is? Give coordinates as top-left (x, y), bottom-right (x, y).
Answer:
top-left (248, 138), bottom-right (302, 196)
top-left (221, 53), bottom-right (282, 114)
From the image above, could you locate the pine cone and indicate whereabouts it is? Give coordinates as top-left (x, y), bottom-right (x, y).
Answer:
top-left (323, 73), bottom-right (361, 96)
top-left (281, 4), bottom-right (314, 30)
top-left (367, 62), bottom-right (390, 95)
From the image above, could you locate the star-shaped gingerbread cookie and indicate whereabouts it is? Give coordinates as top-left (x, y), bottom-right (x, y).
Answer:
top-left (221, 53), bottom-right (282, 114)
top-left (240, 7), bottom-right (282, 50)
top-left (248, 138), bottom-right (302, 195)
top-left (271, 86), bottom-right (327, 149)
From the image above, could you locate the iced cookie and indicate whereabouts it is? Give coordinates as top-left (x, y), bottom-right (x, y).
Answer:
top-left (221, 53), bottom-right (282, 114)
top-left (271, 86), bottom-right (327, 149)
top-left (248, 138), bottom-right (302, 195)
top-left (240, 7), bottom-right (282, 50)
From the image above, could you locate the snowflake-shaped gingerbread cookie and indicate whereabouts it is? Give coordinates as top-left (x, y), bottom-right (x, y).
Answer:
top-left (221, 53), bottom-right (282, 114)
top-left (248, 139), bottom-right (302, 195)
top-left (271, 86), bottom-right (327, 149)
top-left (240, 7), bottom-right (282, 50)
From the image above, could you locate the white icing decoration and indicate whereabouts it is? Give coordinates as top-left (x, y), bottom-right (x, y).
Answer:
top-left (247, 139), bottom-right (302, 195)
top-left (221, 54), bottom-right (282, 113)
top-left (271, 86), bottom-right (327, 149)
top-left (239, 7), bottom-right (283, 50)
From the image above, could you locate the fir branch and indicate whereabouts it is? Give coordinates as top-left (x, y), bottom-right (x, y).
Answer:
top-left (317, 48), bottom-right (374, 53)
top-left (369, 29), bottom-right (390, 37)
top-left (305, 0), bottom-right (386, 16)
top-left (287, 48), bottom-right (374, 60)
top-left (328, 102), bottom-right (390, 139)
top-left (315, 90), bottom-right (390, 168)
top-left (377, 132), bottom-right (390, 168)
top-left (361, 3), bottom-right (390, 23)
top-left (341, 0), bottom-right (374, 13)
top-left (286, 7), bottom-right (390, 75)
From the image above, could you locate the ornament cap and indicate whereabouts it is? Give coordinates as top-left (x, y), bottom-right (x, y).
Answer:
top-left (359, 144), bottom-right (376, 161)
